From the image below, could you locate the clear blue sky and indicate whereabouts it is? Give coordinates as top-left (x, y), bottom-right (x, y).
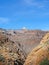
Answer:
top-left (0, 0), bottom-right (49, 30)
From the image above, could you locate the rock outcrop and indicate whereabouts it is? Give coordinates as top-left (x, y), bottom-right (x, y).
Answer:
top-left (0, 31), bottom-right (25, 65)
top-left (24, 33), bottom-right (49, 65)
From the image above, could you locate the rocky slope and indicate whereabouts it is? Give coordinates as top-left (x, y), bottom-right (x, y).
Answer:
top-left (0, 28), bottom-right (48, 65)
top-left (6, 29), bottom-right (48, 55)
top-left (24, 33), bottom-right (49, 65)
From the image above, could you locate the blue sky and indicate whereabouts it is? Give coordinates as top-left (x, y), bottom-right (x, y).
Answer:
top-left (0, 0), bottom-right (49, 30)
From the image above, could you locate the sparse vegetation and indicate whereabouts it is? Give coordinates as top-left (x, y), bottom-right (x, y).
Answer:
top-left (0, 54), bottom-right (5, 62)
top-left (40, 58), bottom-right (49, 65)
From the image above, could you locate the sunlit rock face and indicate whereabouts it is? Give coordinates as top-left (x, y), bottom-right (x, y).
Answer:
top-left (24, 33), bottom-right (49, 65)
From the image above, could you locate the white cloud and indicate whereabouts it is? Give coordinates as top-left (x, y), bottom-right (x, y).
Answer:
top-left (24, 0), bottom-right (37, 6)
top-left (22, 27), bottom-right (27, 30)
top-left (0, 17), bottom-right (10, 23)
top-left (24, 0), bottom-right (45, 8)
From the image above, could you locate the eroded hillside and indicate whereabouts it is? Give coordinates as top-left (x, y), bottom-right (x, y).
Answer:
top-left (24, 33), bottom-right (49, 65)
top-left (0, 29), bottom-right (48, 65)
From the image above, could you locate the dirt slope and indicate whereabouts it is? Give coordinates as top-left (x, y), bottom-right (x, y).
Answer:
top-left (24, 33), bottom-right (49, 65)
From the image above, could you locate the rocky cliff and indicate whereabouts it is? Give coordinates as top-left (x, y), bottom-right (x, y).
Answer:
top-left (24, 33), bottom-right (49, 65)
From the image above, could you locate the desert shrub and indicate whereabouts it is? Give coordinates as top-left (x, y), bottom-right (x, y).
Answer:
top-left (40, 58), bottom-right (49, 65)
top-left (0, 54), bottom-right (5, 62)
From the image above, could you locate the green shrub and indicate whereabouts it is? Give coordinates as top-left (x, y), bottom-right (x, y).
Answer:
top-left (0, 54), bottom-right (5, 62)
top-left (40, 58), bottom-right (49, 65)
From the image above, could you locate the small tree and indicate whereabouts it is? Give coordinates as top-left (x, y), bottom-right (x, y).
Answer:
top-left (40, 58), bottom-right (49, 65)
